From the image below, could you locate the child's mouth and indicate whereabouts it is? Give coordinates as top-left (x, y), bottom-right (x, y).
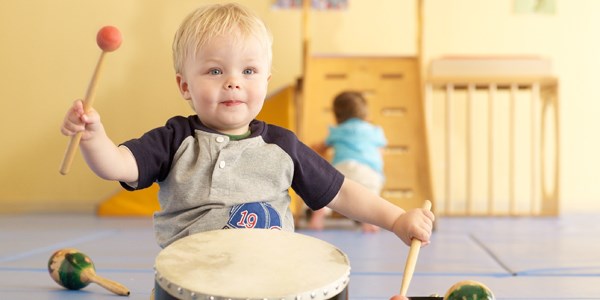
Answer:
top-left (221, 100), bottom-right (243, 107)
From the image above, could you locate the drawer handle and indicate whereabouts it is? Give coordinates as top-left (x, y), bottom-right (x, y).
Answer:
top-left (381, 107), bottom-right (406, 116)
top-left (324, 73), bottom-right (347, 79)
top-left (382, 189), bottom-right (414, 199)
top-left (385, 146), bottom-right (409, 154)
top-left (381, 73), bottom-right (404, 79)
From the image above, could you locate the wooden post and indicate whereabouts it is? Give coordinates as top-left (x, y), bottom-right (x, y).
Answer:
top-left (301, 0), bottom-right (311, 75)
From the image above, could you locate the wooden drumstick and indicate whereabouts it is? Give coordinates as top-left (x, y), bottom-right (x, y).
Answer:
top-left (59, 26), bottom-right (122, 175)
top-left (399, 200), bottom-right (432, 296)
top-left (48, 248), bottom-right (130, 296)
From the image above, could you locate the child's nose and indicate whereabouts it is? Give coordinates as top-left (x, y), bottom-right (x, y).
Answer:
top-left (224, 79), bottom-right (240, 89)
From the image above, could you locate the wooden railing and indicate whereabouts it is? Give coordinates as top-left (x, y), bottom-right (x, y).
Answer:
top-left (425, 76), bottom-right (559, 216)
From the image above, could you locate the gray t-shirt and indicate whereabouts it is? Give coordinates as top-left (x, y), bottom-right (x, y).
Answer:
top-left (121, 116), bottom-right (344, 247)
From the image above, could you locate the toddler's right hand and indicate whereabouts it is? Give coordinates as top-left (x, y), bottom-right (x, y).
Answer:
top-left (60, 100), bottom-right (102, 141)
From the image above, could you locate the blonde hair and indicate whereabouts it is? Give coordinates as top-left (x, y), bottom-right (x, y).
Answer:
top-left (172, 3), bottom-right (273, 74)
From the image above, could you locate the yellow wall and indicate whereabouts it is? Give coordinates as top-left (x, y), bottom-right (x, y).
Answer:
top-left (1, 0), bottom-right (599, 213)
top-left (0, 0), bottom-right (410, 213)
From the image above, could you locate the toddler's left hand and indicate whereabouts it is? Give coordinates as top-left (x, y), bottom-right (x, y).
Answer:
top-left (391, 207), bottom-right (434, 246)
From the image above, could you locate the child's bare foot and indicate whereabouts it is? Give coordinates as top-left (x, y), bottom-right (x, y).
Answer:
top-left (307, 209), bottom-right (327, 230)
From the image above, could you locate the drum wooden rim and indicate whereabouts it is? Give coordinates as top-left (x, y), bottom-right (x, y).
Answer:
top-left (155, 229), bottom-right (351, 300)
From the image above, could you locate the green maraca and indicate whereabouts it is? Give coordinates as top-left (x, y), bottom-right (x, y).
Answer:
top-left (48, 248), bottom-right (130, 296)
top-left (444, 280), bottom-right (495, 300)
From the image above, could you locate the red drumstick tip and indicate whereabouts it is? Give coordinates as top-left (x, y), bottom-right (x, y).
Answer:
top-left (96, 26), bottom-right (122, 52)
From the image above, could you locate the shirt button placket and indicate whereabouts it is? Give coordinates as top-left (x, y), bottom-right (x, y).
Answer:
top-left (216, 136), bottom-right (226, 169)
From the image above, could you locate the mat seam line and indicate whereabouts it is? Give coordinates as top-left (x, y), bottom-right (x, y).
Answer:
top-left (469, 233), bottom-right (517, 276)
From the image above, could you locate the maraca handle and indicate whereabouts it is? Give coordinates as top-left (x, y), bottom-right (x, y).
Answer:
top-left (82, 268), bottom-right (130, 296)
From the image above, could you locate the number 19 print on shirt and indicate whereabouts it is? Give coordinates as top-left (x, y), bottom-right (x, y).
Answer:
top-left (225, 202), bottom-right (282, 230)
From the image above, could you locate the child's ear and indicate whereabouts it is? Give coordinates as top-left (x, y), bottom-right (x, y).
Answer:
top-left (176, 74), bottom-right (191, 100)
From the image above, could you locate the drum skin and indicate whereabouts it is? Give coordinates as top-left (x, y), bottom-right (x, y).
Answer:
top-left (154, 229), bottom-right (351, 300)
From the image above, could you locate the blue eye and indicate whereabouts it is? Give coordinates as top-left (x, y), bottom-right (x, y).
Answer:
top-left (210, 69), bottom-right (222, 75)
top-left (243, 69), bottom-right (255, 75)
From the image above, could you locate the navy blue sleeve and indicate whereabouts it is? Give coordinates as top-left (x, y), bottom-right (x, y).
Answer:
top-left (259, 123), bottom-right (344, 210)
top-left (119, 116), bottom-right (195, 190)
